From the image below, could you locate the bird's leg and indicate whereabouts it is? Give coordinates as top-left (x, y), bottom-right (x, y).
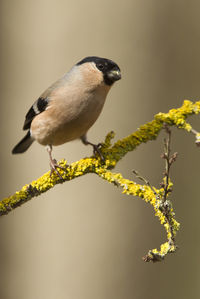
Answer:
top-left (46, 145), bottom-right (65, 179)
top-left (80, 135), bottom-right (105, 161)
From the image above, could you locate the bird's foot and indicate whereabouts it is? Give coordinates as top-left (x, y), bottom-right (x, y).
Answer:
top-left (80, 136), bottom-right (105, 162)
top-left (50, 158), bottom-right (65, 180)
top-left (92, 143), bottom-right (105, 162)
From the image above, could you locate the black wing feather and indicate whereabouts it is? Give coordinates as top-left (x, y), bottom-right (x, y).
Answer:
top-left (23, 97), bottom-right (49, 130)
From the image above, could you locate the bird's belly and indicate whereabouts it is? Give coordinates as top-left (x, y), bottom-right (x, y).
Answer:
top-left (31, 93), bottom-right (106, 146)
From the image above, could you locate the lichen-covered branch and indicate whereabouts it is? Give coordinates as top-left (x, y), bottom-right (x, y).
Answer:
top-left (1, 100), bottom-right (200, 262)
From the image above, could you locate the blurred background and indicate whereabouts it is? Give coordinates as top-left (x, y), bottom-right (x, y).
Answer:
top-left (1, 0), bottom-right (200, 298)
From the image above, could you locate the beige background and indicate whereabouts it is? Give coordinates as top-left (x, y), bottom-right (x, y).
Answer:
top-left (1, 0), bottom-right (200, 298)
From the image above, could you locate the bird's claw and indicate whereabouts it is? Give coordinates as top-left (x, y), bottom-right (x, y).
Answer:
top-left (50, 158), bottom-right (65, 180)
top-left (92, 143), bottom-right (105, 161)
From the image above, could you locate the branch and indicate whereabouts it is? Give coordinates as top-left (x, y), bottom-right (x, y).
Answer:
top-left (1, 100), bottom-right (200, 261)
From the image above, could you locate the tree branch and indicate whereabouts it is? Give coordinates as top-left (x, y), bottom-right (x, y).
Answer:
top-left (1, 100), bottom-right (200, 261)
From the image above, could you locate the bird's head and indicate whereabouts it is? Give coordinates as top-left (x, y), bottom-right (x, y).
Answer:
top-left (76, 56), bottom-right (121, 86)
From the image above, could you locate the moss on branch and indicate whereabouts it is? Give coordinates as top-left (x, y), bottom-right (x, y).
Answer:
top-left (1, 100), bottom-right (200, 262)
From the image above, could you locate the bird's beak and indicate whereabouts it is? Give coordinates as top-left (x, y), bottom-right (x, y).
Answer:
top-left (107, 69), bottom-right (121, 82)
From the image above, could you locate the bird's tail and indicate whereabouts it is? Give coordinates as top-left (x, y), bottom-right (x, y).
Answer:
top-left (12, 131), bottom-right (34, 154)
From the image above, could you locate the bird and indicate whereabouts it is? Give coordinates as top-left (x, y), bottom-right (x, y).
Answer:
top-left (12, 56), bottom-right (121, 178)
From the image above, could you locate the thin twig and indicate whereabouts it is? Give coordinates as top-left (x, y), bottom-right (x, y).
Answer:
top-left (132, 169), bottom-right (158, 197)
top-left (190, 128), bottom-right (199, 135)
top-left (160, 126), bottom-right (178, 244)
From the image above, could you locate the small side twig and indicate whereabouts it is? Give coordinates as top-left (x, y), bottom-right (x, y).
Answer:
top-left (134, 124), bottom-right (179, 262)
top-left (190, 127), bottom-right (200, 146)
top-left (132, 169), bottom-right (158, 197)
top-left (161, 124), bottom-right (178, 202)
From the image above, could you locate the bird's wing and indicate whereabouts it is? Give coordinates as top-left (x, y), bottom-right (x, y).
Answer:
top-left (23, 97), bottom-right (49, 130)
top-left (23, 72), bottom-right (70, 130)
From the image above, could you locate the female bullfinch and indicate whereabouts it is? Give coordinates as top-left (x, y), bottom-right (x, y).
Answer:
top-left (12, 56), bottom-right (121, 177)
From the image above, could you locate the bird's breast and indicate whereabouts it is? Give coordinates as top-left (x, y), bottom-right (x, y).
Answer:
top-left (31, 85), bottom-right (110, 146)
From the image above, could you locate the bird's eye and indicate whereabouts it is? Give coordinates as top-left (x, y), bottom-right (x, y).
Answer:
top-left (97, 63), bottom-right (104, 70)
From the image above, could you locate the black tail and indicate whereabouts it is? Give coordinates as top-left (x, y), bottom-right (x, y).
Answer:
top-left (12, 131), bottom-right (34, 154)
